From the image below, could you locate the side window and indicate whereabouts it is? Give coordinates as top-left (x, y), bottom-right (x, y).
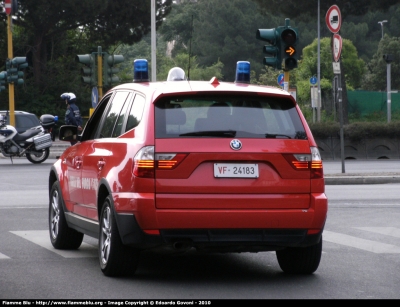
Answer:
top-left (112, 93), bottom-right (132, 137)
top-left (126, 94), bottom-right (145, 131)
top-left (99, 91), bottom-right (130, 138)
top-left (81, 94), bottom-right (112, 141)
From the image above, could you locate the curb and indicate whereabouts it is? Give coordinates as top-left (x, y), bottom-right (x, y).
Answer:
top-left (324, 175), bottom-right (400, 185)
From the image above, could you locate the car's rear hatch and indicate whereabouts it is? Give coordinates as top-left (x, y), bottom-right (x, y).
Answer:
top-left (153, 93), bottom-right (318, 211)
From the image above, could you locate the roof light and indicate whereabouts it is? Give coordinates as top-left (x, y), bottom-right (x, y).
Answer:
top-left (235, 61), bottom-right (251, 84)
top-left (167, 67), bottom-right (186, 81)
top-left (133, 59), bottom-right (149, 82)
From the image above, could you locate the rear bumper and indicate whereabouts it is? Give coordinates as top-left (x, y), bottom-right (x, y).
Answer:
top-left (113, 192), bottom-right (327, 251)
top-left (116, 213), bottom-right (323, 251)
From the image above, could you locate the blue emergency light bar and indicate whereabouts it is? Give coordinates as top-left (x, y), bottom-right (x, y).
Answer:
top-left (133, 59), bottom-right (149, 82)
top-left (235, 61), bottom-right (251, 84)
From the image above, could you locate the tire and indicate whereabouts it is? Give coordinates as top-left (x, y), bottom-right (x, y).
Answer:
top-left (49, 181), bottom-right (84, 249)
top-left (99, 196), bottom-right (140, 277)
top-left (26, 148), bottom-right (50, 164)
top-left (276, 237), bottom-right (322, 274)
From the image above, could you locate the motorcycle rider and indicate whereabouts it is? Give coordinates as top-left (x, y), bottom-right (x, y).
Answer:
top-left (61, 92), bottom-right (82, 145)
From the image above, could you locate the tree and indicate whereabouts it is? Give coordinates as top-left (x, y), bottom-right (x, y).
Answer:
top-left (362, 36), bottom-right (400, 91)
top-left (117, 33), bottom-right (223, 82)
top-left (1, 0), bottom-right (173, 90)
top-left (295, 38), bottom-right (365, 118)
top-left (252, 0), bottom-right (400, 20)
top-left (159, 0), bottom-right (282, 81)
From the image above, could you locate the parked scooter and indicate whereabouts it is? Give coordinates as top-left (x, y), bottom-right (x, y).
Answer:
top-left (0, 111), bottom-right (56, 164)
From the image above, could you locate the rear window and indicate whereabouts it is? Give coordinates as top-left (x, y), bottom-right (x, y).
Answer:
top-left (155, 94), bottom-right (306, 139)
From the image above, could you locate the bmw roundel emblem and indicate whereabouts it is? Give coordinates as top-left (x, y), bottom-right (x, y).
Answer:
top-left (230, 139), bottom-right (242, 150)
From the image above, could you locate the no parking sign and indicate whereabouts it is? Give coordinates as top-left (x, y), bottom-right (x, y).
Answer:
top-left (277, 73), bottom-right (284, 87)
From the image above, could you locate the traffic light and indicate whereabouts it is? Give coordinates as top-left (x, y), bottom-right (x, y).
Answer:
top-left (383, 54), bottom-right (394, 63)
top-left (0, 71), bottom-right (7, 92)
top-left (103, 53), bottom-right (124, 87)
top-left (6, 57), bottom-right (27, 85)
top-left (76, 54), bottom-right (96, 86)
top-left (281, 26), bottom-right (299, 70)
top-left (256, 28), bottom-right (282, 70)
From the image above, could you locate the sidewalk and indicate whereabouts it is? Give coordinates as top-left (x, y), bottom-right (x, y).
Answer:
top-left (323, 159), bottom-right (400, 185)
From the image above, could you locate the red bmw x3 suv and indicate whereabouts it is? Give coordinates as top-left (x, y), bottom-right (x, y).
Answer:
top-left (48, 60), bottom-right (328, 277)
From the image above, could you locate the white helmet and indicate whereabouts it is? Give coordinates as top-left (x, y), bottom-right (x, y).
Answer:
top-left (60, 92), bottom-right (77, 104)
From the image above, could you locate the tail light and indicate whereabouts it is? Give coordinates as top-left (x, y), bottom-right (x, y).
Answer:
top-left (156, 153), bottom-right (187, 169)
top-left (284, 147), bottom-right (323, 179)
top-left (133, 146), bottom-right (155, 178)
top-left (133, 146), bottom-right (187, 178)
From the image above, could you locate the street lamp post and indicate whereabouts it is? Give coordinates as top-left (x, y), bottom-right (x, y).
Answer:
top-left (378, 20), bottom-right (388, 39)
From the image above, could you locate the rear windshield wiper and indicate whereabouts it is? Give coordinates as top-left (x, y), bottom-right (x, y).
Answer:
top-left (180, 130), bottom-right (237, 137)
top-left (265, 133), bottom-right (292, 139)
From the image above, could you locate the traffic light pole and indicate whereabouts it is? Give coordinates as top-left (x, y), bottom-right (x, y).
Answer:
top-left (283, 70), bottom-right (289, 91)
top-left (97, 46), bottom-right (103, 99)
top-left (7, 14), bottom-right (15, 126)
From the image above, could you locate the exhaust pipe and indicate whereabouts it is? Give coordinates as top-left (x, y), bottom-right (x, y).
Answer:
top-left (172, 241), bottom-right (192, 251)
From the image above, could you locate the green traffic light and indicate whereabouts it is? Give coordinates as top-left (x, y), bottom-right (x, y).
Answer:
top-left (256, 28), bottom-right (282, 70)
top-left (76, 54), bottom-right (96, 86)
top-left (0, 71), bottom-right (7, 91)
top-left (103, 53), bottom-right (124, 86)
top-left (4, 57), bottom-right (27, 85)
top-left (280, 26), bottom-right (299, 71)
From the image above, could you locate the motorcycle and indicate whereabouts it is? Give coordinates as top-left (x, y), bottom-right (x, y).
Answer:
top-left (41, 114), bottom-right (58, 142)
top-left (0, 112), bottom-right (57, 164)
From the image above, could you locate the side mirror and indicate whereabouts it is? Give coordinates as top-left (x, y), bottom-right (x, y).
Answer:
top-left (58, 125), bottom-right (78, 142)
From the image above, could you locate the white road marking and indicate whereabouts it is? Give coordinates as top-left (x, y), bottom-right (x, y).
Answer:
top-left (0, 252), bottom-right (10, 259)
top-left (355, 227), bottom-right (400, 238)
top-left (10, 230), bottom-right (97, 258)
top-left (323, 230), bottom-right (400, 254)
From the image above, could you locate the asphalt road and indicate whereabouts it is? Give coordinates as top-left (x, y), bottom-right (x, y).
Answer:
top-left (0, 157), bottom-right (399, 300)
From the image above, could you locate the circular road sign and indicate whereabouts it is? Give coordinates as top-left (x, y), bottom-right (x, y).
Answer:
top-left (277, 73), bottom-right (284, 87)
top-left (310, 76), bottom-right (317, 85)
top-left (333, 34), bottom-right (343, 62)
top-left (326, 5), bottom-right (341, 34)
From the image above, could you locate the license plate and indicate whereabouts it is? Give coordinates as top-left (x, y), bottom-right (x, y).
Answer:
top-left (214, 163), bottom-right (259, 178)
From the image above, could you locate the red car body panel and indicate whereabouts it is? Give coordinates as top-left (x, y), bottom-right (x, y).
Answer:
top-left (51, 76), bottom-right (327, 251)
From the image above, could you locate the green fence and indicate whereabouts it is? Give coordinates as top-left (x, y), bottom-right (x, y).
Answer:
top-left (347, 90), bottom-right (400, 116)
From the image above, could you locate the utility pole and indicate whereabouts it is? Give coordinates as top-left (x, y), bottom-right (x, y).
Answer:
top-left (383, 54), bottom-right (393, 123)
top-left (6, 0), bottom-right (15, 126)
top-left (151, 0), bottom-right (156, 81)
top-left (317, 0), bottom-right (321, 122)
